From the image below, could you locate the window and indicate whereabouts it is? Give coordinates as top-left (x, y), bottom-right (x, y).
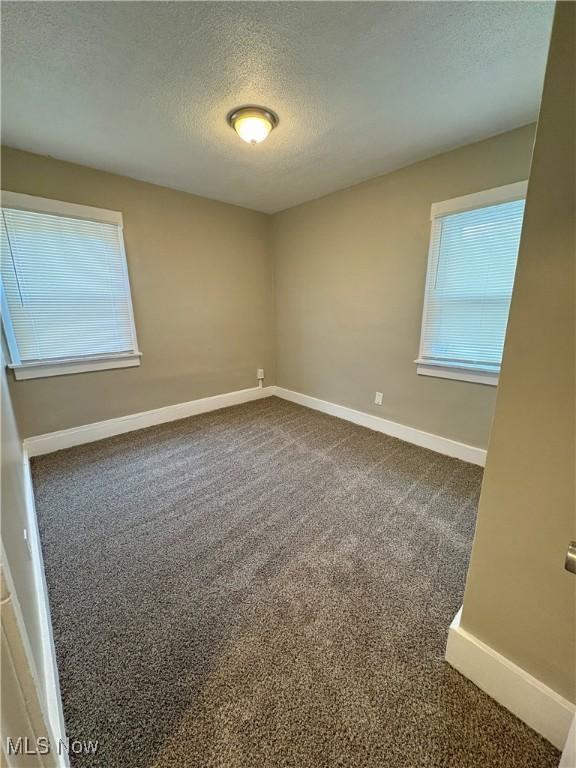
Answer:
top-left (1, 191), bottom-right (140, 380)
top-left (416, 181), bottom-right (527, 386)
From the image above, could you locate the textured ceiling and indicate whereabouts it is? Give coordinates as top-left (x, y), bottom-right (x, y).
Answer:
top-left (1, 2), bottom-right (553, 213)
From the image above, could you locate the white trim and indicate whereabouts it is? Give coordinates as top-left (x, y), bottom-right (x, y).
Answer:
top-left (10, 353), bottom-right (142, 380)
top-left (430, 180), bottom-right (528, 219)
top-left (23, 383), bottom-right (485, 463)
top-left (1, 281), bottom-right (21, 365)
top-left (446, 608), bottom-right (575, 750)
top-left (116, 222), bottom-right (140, 353)
top-left (1, 600), bottom-right (52, 768)
top-left (274, 387), bottom-right (486, 466)
top-left (20, 452), bottom-right (69, 765)
top-left (559, 716), bottom-right (576, 767)
top-left (416, 362), bottom-right (498, 386)
top-left (1, 190), bottom-right (123, 225)
top-left (416, 181), bottom-right (527, 387)
top-left (24, 386), bottom-right (275, 456)
top-left (1, 196), bottom-right (141, 375)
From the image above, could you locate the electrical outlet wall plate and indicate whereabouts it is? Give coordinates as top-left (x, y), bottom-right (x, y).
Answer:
top-left (374, 392), bottom-right (383, 406)
top-left (257, 369), bottom-right (265, 380)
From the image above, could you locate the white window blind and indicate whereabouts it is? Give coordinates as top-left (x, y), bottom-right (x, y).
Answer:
top-left (1, 193), bottom-right (140, 379)
top-left (417, 183), bottom-right (526, 385)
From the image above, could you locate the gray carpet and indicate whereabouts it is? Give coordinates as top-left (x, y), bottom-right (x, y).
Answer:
top-left (32, 397), bottom-right (559, 768)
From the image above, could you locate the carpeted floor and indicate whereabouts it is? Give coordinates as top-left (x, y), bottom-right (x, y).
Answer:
top-left (32, 397), bottom-right (559, 768)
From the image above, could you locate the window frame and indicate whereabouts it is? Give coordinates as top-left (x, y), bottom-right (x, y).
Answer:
top-left (1, 191), bottom-right (141, 380)
top-left (415, 180), bottom-right (528, 386)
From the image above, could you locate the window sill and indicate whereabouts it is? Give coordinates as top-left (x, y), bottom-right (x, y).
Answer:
top-left (415, 360), bottom-right (499, 386)
top-left (9, 353), bottom-right (141, 380)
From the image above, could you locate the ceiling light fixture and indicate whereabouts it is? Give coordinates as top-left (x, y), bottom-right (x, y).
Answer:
top-left (227, 106), bottom-right (279, 145)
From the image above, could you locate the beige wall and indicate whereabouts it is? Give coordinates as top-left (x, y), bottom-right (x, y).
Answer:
top-left (3, 126), bottom-right (536, 446)
top-left (1, 351), bottom-right (56, 758)
top-left (1, 348), bottom-right (44, 683)
top-left (2, 580), bottom-right (54, 768)
top-left (460, 3), bottom-right (575, 702)
top-left (1, 147), bottom-right (275, 437)
top-left (272, 124), bottom-right (536, 449)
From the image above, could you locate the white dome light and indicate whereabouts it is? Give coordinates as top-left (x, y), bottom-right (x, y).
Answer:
top-left (227, 106), bottom-right (279, 145)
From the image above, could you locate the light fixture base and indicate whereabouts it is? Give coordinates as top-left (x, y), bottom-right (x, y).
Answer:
top-left (227, 105), bottom-right (279, 144)
top-left (226, 106), bottom-right (279, 129)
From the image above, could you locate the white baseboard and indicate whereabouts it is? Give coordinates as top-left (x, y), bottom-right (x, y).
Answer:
top-left (446, 608), bottom-right (575, 750)
top-left (25, 386), bottom-right (275, 457)
top-left (559, 716), bottom-right (576, 767)
top-left (274, 387), bottom-right (486, 466)
top-left (24, 384), bottom-right (484, 465)
top-left (4, 452), bottom-right (70, 766)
